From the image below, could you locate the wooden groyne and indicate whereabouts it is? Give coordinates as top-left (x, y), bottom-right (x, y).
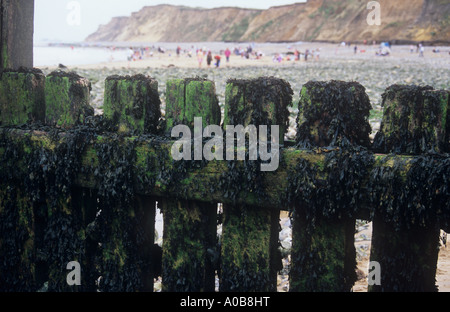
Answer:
top-left (0, 68), bottom-right (448, 292)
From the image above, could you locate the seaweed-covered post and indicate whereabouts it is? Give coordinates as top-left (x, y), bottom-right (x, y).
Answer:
top-left (0, 185), bottom-right (37, 291)
top-left (369, 86), bottom-right (449, 292)
top-left (41, 71), bottom-right (96, 291)
top-left (373, 85), bottom-right (449, 154)
top-left (290, 80), bottom-right (372, 292)
top-left (96, 74), bottom-right (161, 291)
top-left (0, 67), bottom-right (44, 291)
top-left (0, 0), bottom-right (34, 69)
top-left (220, 77), bottom-right (293, 292)
top-left (161, 78), bottom-right (220, 292)
top-left (103, 74), bottom-right (161, 134)
top-left (0, 68), bottom-right (45, 126)
top-left (45, 71), bottom-right (94, 128)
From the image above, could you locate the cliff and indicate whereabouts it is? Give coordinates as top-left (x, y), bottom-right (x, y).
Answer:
top-left (85, 0), bottom-right (450, 43)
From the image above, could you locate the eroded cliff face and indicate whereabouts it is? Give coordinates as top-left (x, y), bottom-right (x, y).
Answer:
top-left (85, 0), bottom-right (450, 43)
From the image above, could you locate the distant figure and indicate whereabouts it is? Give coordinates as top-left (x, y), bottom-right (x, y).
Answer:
top-left (419, 45), bottom-right (425, 57)
top-left (127, 47), bottom-right (134, 61)
top-left (305, 49), bottom-right (309, 61)
top-left (197, 49), bottom-right (204, 67)
top-left (176, 46), bottom-right (181, 57)
top-left (410, 45), bottom-right (415, 53)
top-left (214, 55), bottom-right (221, 68)
top-left (225, 48), bottom-right (231, 63)
top-left (206, 51), bottom-right (213, 67)
top-left (354, 46), bottom-right (358, 54)
top-left (315, 48), bottom-right (320, 60)
top-left (294, 49), bottom-right (299, 61)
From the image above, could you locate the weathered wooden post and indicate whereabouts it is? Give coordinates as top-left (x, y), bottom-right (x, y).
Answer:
top-left (45, 71), bottom-right (94, 128)
top-left (369, 85), bottom-right (449, 292)
top-left (37, 71), bottom-right (96, 291)
top-left (103, 74), bottom-right (161, 134)
top-left (0, 0), bottom-right (39, 291)
top-left (97, 74), bottom-right (161, 291)
top-left (0, 67), bottom-right (43, 291)
top-left (0, 0), bottom-right (34, 69)
top-left (219, 77), bottom-right (293, 292)
top-left (161, 78), bottom-right (219, 292)
top-left (290, 80), bottom-right (372, 292)
top-left (0, 68), bottom-right (45, 126)
top-left (0, 185), bottom-right (36, 291)
top-left (373, 85), bottom-right (449, 154)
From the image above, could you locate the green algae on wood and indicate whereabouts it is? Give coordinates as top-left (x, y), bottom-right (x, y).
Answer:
top-left (165, 78), bottom-right (220, 132)
top-left (162, 77), bottom-right (219, 292)
top-left (291, 80), bottom-right (372, 292)
top-left (219, 77), bottom-right (290, 291)
top-left (290, 210), bottom-right (356, 292)
top-left (161, 199), bottom-right (216, 292)
top-left (0, 68), bottom-right (45, 126)
top-left (373, 85), bottom-right (449, 154)
top-left (103, 74), bottom-right (161, 134)
top-left (369, 85), bottom-right (448, 292)
top-left (45, 71), bottom-right (94, 128)
top-left (0, 128), bottom-right (441, 214)
top-left (220, 204), bottom-right (279, 292)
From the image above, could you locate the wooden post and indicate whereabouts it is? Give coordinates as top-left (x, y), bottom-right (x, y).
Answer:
top-left (0, 68), bottom-right (45, 126)
top-left (369, 85), bottom-right (448, 292)
top-left (96, 80), bottom-right (160, 291)
top-left (220, 77), bottom-right (292, 292)
top-left (161, 78), bottom-right (220, 292)
top-left (0, 0), bottom-right (34, 69)
top-left (45, 71), bottom-right (94, 128)
top-left (161, 199), bottom-right (216, 292)
top-left (374, 86), bottom-right (449, 154)
top-left (290, 81), bottom-right (371, 292)
top-left (0, 185), bottom-right (36, 291)
top-left (71, 187), bottom-right (99, 292)
top-left (103, 74), bottom-right (161, 134)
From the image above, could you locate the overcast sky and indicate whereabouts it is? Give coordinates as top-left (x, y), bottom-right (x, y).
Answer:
top-left (34, 0), bottom-right (306, 43)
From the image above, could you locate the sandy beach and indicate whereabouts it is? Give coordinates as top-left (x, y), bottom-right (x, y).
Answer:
top-left (36, 41), bottom-right (450, 292)
top-left (43, 42), bottom-right (450, 70)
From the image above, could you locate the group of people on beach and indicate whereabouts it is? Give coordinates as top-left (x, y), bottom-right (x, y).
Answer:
top-left (272, 48), bottom-right (321, 63)
top-left (196, 48), bottom-right (227, 68)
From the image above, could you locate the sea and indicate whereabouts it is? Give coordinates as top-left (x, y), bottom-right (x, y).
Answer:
top-left (33, 45), bottom-right (130, 67)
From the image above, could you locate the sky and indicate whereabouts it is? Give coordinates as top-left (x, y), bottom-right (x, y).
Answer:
top-left (34, 0), bottom-right (306, 43)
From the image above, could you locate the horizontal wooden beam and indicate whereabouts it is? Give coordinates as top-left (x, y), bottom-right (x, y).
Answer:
top-left (0, 127), bottom-right (424, 218)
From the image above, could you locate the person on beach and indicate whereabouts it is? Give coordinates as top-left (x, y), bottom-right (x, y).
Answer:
top-left (197, 49), bottom-right (204, 67)
top-left (294, 49), bottom-right (299, 61)
top-left (206, 51), bottom-right (213, 67)
top-left (214, 55), bottom-right (221, 68)
top-left (419, 45), bottom-right (425, 57)
top-left (127, 47), bottom-right (134, 61)
top-left (225, 48), bottom-right (231, 63)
